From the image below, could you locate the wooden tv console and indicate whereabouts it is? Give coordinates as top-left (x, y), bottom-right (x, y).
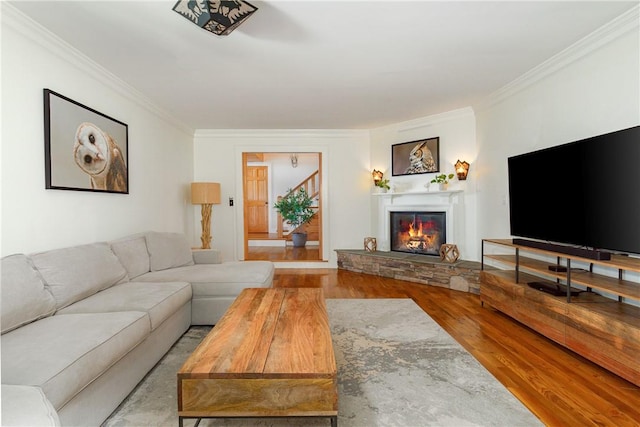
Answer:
top-left (480, 239), bottom-right (640, 387)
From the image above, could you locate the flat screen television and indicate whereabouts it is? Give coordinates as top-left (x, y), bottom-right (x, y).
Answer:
top-left (508, 125), bottom-right (640, 259)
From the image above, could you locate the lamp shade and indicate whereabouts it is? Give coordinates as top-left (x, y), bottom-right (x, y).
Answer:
top-left (191, 182), bottom-right (221, 205)
top-left (454, 160), bottom-right (470, 180)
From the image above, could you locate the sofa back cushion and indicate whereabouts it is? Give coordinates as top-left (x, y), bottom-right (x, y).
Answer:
top-left (110, 235), bottom-right (150, 279)
top-left (145, 231), bottom-right (194, 272)
top-left (30, 242), bottom-right (128, 310)
top-left (1, 254), bottom-right (57, 334)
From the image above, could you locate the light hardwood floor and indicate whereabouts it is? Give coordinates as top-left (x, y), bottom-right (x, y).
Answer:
top-left (273, 268), bottom-right (640, 427)
top-left (246, 245), bottom-right (321, 261)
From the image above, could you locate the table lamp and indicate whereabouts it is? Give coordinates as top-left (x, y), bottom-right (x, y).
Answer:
top-left (191, 182), bottom-right (221, 249)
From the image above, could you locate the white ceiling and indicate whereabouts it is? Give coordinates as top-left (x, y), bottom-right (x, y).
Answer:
top-left (9, 1), bottom-right (637, 130)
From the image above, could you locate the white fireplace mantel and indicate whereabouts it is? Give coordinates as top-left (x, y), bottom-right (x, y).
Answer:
top-left (372, 189), bottom-right (463, 199)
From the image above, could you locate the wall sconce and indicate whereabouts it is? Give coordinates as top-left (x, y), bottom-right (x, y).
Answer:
top-left (372, 169), bottom-right (384, 184)
top-left (172, 0), bottom-right (258, 36)
top-left (191, 182), bottom-right (221, 249)
top-left (290, 153), bottom-right (298, 168)
top-left (454, 160), bottom-right (470, 181)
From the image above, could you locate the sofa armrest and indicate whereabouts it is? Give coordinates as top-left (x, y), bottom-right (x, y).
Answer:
top-left (192, 249), bottom-right (222, 264)
top-left (1, 385), bottom-right (60, 427)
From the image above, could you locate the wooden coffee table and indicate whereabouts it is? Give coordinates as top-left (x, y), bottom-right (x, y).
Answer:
top-left (178, 288), bottom-right (338, 426)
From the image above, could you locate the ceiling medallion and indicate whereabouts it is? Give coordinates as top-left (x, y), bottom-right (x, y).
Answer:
top-left (173, 0), bottom-right (258, 36)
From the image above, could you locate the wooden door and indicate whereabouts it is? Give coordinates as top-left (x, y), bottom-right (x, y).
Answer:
top-left (245, 166), bottom-right (269, 233)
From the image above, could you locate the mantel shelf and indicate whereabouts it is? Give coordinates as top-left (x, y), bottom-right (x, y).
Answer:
top-left (372, 189), bottom-right (463, 197)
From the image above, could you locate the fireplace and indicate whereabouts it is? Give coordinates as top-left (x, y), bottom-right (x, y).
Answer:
top-left (390, 211), bottom-right (446, 256)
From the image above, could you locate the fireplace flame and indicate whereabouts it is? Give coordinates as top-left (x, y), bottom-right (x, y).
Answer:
top-left (403, 220), bottom-right (439, 252)
top-left (408, 222), bottom-right (421, 237)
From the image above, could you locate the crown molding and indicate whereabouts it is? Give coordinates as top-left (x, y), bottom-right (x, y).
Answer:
top-left (2, 3), bottom-right (194, 136)
top-left (476, 5), bottom-right (640, 112)
top-left (398, 107), bottom-right (475, 132)
top-left (194, 128), bottom-right (369, 140)
top-left (369, 107), bottom-right (475, 135)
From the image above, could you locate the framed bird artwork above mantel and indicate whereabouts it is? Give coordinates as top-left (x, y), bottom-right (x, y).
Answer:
top-left (43, 89), bottom-right (129, 194)
top-left (391, 137), bottom-right (440, 177)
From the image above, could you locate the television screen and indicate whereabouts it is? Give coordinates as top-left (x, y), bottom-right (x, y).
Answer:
top-left (508, 125), bottom-right (640, 256)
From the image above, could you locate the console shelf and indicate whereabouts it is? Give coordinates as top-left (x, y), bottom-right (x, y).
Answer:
top-left (481, 239), bottom-right (640, 387)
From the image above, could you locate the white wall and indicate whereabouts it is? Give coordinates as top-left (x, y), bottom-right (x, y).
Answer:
top-left (474, 8), bottom-right (639, 247)
top-left (193, 130), bottom-right (371, 266)
top-left (1, 6), bottom-right (195, 255)
top-left (266, 153), bottom-right (319, 199)
top-left (369, 108), bottom-right (479, 260)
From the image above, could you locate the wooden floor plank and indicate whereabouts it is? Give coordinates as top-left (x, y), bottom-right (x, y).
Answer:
top-left (273, 268), bottom-right (640, 427)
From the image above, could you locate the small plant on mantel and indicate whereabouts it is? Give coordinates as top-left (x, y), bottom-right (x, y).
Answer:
top-left (430, 173), bottom-right (455, 191)
top-left (375, 178), bottom-right (390, 190)
top-left (430, 173), bottom-right (455, 185)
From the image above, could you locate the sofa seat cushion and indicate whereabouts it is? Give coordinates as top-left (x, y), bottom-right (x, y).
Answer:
top-left (57, 281), bottom-right (192, 331)
top-left (30, 243), bottom-right (128, 310)
top-left (1, 254), bottom-right (57, 334)
top-left (1, 385), bottom-right (60, 427)
top-left (1, 311), bottom-right (149, 410)
top-left (135, 261), bottom-right (274, 297)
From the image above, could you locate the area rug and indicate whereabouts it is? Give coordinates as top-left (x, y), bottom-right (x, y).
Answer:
top-left (103, 299), bottom-right (542, 427)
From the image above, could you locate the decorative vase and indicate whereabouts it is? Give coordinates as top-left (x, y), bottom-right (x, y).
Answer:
top-left (292, 232), bottom-right (308, 247)
top-left (439, 182), bottom-right (449, 191)
top-left (439, 244), bottom-right (460, 263)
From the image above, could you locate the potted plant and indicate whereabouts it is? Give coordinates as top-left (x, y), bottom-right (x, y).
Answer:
top-left (274, 187), bottom-right (316, 247)
top-left (375, 178), bottom-right (390, 193)
top-left (430, 173), bottom-right (455, 190)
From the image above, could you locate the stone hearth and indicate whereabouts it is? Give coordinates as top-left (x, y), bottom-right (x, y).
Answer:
top-left (336, 249), bottom-right (481, 294)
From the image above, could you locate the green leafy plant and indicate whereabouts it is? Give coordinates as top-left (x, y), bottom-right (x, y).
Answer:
top-left (430, 173), bottom-right (455, 184)
top-left (273, 187), bottom-right (316, 230)
top-left (375, 178), bottom-right (390, 190)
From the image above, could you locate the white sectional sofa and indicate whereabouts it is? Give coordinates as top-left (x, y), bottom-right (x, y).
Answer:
top-left (1, 231), bottom-right (274, 427)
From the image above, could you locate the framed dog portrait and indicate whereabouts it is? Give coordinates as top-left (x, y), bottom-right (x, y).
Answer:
top-left (44, 89), bottom-right (129, 194)
top-left (391, 137), bottom-right (440, 176)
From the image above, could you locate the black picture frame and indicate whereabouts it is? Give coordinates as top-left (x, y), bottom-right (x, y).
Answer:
top-left (44, 89), bottom-right (129, 194)
top-left (391, 137), bottom-right (440, 177)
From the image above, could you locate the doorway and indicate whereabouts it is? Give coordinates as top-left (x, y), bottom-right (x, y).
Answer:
top-left (242, 152), bottom-right (323, 261)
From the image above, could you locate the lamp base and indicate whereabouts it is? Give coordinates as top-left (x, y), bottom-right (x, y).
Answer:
top-left (200, 204), bottom-right (213, 249)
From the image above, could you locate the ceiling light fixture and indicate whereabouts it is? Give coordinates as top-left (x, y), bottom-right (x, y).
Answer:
top-left (172, 0), bottom-right (258, 36)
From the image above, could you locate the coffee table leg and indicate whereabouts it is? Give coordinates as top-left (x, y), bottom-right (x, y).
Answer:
top-left (178, 417), bottom-right (201, 427)
top-left (331, 415), bottom-right (338, 427)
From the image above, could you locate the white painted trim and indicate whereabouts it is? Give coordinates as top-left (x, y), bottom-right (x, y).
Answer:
top-left (476, 4), bottom-right (640, 112)
top-left (248, 240), bottom-right (285, 247)
top-left (195, 129), bottom-right (368, 139)
top-left (396, 108), bottom-right (475, 133)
